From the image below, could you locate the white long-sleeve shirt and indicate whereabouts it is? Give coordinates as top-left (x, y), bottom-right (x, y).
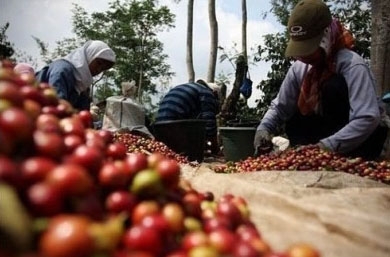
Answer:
top-left (258, 49), bottom-right (380, 154)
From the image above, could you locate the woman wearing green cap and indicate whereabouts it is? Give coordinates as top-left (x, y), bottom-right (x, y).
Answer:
top-left (253, 0), bottom-right (387, 160)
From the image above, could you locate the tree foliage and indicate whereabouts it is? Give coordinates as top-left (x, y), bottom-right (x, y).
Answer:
top-left (255, 32), bottom-right (290, 116)
top-left (0, 23), bottom-right (15, 60)
top-left (186, 0), bottom-right (195, 82)
top-left (207, 0), bottom-right (218, 82)
top-left (331, 0), bottom-right (371, 59)
top-left (254, 0), bottom-right (372, 118)
top-left (371, 0), bottom-right (390, 95)
top-left (36, 0), bottom-right (175, 110)
top-left (0, 22), bottom-right (38, 68)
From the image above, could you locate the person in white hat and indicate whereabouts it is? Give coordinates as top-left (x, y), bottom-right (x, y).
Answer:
top-left (36, 40), bottom-right (116, 110)
top-left (254, 0), bottom-right (387, 160)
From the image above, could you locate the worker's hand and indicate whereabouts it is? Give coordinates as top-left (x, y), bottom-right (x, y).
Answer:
top-left (316, 142), bottom-right (330, 151)
top-left (253, 130), bottom-right (273, 156)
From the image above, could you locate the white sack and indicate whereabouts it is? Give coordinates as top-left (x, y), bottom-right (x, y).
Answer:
top-left (102, 96), bottom-right (145, 131)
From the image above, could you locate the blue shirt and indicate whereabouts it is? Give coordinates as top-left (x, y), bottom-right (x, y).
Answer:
top-left (35, 59), bottom-right (90, 110)
top-left (156, 82), bottom-right (218, 137)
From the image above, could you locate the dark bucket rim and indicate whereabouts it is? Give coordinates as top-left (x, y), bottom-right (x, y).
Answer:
top-left (225, 119), bottom-right (260, 127)
top-left (219, 127), bottom-right (257, 131)
top-left (153, 119), bottom-right (207, 126)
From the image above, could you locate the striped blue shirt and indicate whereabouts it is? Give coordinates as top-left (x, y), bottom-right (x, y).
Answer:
top-left (156, 82), bottom-right (218, 137)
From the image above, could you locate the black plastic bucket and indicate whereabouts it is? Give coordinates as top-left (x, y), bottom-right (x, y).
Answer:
top-left (226, 119), bottom-right (259, 128)
top-left (219, 127), bottom-right (256, 162)
top-left (152, 119), bottom-right (206, 162)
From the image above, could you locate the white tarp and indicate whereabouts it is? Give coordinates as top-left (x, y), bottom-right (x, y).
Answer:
top-left (181, 164), bottom-right (390, 257)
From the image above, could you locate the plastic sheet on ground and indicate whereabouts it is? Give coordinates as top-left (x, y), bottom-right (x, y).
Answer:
top-left (180, 163), bottom-right (390, 257)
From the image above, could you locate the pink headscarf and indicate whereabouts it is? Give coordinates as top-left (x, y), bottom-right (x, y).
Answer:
top-left (14, 63), bottom-right (35, 76)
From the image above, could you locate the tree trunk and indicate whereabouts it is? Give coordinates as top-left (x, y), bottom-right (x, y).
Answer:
top-left (371, 0), bottom-right (390, 96)
top-left (186, 0), bottom-right (195, 82)
top-left (137, 37), bottom-right (145, 103)
top-left (220, 55), bottom-right (246, 123)
top-left (207, 0), bottom-right (218, 82)
top-left (241, 0), bottom-right (248, 63)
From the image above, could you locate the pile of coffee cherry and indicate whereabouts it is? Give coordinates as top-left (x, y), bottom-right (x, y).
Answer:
top-left (114, 132), bottom-right (193, 165)
top-left (214, 145), bottom-right (390, 184)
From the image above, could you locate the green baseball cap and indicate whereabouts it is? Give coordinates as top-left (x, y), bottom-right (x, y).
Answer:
top-left (285, 0), bottom-right (332, 57)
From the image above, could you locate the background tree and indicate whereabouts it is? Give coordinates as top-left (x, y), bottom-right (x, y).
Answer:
top-left (331, 0), bottom-right (371, 59)
top-left (218, 0), bottom-right (252, 124)
top-left (186, 0), bottom-right (195, 82)
top-left (206, 0), bottom-right (218, 83)
top-left (241, 0), bottom-right (248, 64)
top-left (371, 0), bottom-right (390, 96)
top-left (0, 23), bottom-right (14, 60)
top-left (219, 55), bottom-right (247, 122)
top-left (36, 0), bottom-right (175, 111)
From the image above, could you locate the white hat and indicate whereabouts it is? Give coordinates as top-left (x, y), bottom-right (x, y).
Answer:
top-left (196, 79), bottom-right (221, 98)
top-left (206, 82), bottom-right (219, 92)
